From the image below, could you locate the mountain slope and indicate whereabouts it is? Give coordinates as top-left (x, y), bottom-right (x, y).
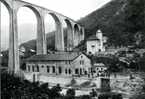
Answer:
top-left (78, 0), bottom-right (127, 45)
top-left (78, 0), bottom-right (145, 47)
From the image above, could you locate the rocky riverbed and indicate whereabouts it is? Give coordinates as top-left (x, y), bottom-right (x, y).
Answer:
top-left (110, 72), bottom-right (145, 99)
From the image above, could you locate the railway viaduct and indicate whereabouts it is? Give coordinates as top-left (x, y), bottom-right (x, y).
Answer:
top-left (0, 0), bottom-right (85, 74)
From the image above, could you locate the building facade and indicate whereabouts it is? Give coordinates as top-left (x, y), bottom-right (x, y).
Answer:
top-left (93, 63), bottom-right (109, 78)
top-left (86, 30), bottom-right (106, 55)
top-left (25, 52), bottom-right (92, 77)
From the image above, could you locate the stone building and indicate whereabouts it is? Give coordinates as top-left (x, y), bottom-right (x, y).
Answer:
top-left (94, 63), bottom-right (107, 72)
top-left (25, 52), bottom-right (92, 77)
top-left (92, 63), bottom-right (109, 78)
top-left (86, 30), bottom-right (106, 55)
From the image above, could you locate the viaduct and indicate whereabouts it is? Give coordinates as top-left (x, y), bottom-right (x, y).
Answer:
top-left (0, 0), bottom-right (85, 75)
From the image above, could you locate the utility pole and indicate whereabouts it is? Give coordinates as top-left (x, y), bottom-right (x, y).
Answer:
top-left (0, 2), bottom-right (1, 99)
top-left (0, 2), bottom-right (1, 55)
top-left (0, 1), bottom-right (1, 65)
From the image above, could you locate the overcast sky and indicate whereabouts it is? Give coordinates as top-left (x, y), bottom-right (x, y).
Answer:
top-left (0, 0), bottom-right (111, 50)
top-left (22, 0), bottom-right (111, 20)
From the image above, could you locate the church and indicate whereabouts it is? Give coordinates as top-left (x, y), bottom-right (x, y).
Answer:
top-left (86, 30), bottom-right (107, 55)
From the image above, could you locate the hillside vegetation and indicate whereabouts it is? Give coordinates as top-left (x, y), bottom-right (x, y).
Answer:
top-left (78, 0), bottom-right (145, 47)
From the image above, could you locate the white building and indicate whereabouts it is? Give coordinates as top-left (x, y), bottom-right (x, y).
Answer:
top-left (86, 30), bottom-right (106, 55)
top-left (94, 63), bottom-right (107, 72)
top-left (93, 63), bottom-right (109, 77)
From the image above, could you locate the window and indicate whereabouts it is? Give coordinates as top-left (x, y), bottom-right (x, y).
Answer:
top-left (37, 65), bottom-right (39, 72)
top-left (84, 71), bottom-right (87, 75)
top-left (58, 67), bottom-right (62, 74)
top-left (88, 52), bottom-right (92, 54)
top-left (91, 45), bottom-right (95, 48)
top-left (80, 60), bottom-right (84, 65)
top-left (82, 60), bottom-right (84, 65)
top-left (68, 69), bottom-right (71, 74)
top-left (28, 65), bottom-right (30, 72)
top-left (52, 66), bottom-right (55, 73)
top-left (80, 61), bottom-right (82, 65)
top-left (99, 49), bottom-right (101, 52)
top-left (65, 69), bottom-right (67, 74)
top-left (80, 68), bottom-right (82, 75)
top-left (32, 66), bottom-right (35, 72)
top-left (75, 68), bottom-right (79, 74)
top-left (47, 66), bottom-right (49, 73)
top-left (41, 65), bottom-right (44, 68)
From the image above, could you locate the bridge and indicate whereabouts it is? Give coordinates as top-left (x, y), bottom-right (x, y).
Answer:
top-left (0, 0), bottom-right (85, 75)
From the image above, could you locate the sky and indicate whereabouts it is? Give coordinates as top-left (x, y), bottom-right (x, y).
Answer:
top-left (22, 0), bottom-right (111, 20)
top-left (0, 0), bottom-right (111, 50)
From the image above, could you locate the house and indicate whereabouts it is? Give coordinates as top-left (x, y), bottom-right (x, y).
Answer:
top-left (86, 30), bottom-right (106, 55)
top-left (92, 63), bottom-right (109, 77)
top-left (93, 63), bottom-right (107, 72)
top-left (25, 52), bottom-right (92, 77)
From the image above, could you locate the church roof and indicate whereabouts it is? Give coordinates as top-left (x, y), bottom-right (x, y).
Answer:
top-left (87, 35), bottom-right (100, 41)
top-left (25, 52), bottom-right (82, 62)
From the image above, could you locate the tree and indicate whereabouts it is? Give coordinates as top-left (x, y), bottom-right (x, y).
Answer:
top-left (50, 84), bottom-right (62, 99)
top-left (89, 89), bottom-right (97, 97)
top-left (124, 0), bottom-right (145, 48)
top-left (125, 0), bottom-right (145, 32)
top-left (65, 88), bottom-right (76, 99)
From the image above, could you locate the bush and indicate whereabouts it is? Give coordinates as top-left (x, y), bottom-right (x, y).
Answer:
top-left (76, 95), bottom-right (91, 99)
top-left (1, 72), bottom-right (63, 99)
top-left (49, 84), bottom-right (62, 98)
top-left (65, 88), bottom-right (76, 99)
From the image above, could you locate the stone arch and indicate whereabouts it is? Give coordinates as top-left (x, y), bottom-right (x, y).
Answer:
top-left (17, 5), bottom-right (46, 55)
top-left (64, 19), bottom-right (73, 51)
top-left (74, 24), bottom-right (79, 46)
top-left (0, 0), bottom-right (12, 70)
top-left (17, 6), bottom-right (39, 71)
top-left (17, 6), bottom-right (38, 45)
top-left (44, 14), bottom-right (56, 53)
top-left (0, 0), bottom-right (11, 13)
top-left (19, 5), bottom-right (41, 20)
top-left (49, 13), bottom-right (64, 51)
top-left (0, 1), bottom-right (10, 50)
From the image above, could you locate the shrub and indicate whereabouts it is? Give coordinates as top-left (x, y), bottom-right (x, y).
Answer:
top-left (65, 88), bottom-right (76, 99)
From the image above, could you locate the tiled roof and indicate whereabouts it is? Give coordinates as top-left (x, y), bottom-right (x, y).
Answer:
top-left (87, 35), bottom-right (100, 41)
top-left (26, 52), bottom-right (82, 62)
